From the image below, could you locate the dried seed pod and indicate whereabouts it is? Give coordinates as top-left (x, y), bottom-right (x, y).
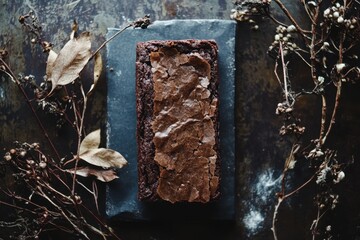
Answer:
top-left (19, 150), bottom-right (27, 157)
top-left (39, 162), bottom-right (47, 169)
top-left (4, 153), bottom-right (11, 161)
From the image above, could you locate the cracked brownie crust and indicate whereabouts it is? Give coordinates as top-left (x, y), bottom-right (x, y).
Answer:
top-left (136, 40), bottom-right (220, 203)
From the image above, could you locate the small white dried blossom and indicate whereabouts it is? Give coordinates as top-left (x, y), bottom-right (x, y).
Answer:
top-left (337, 16), bottom-right (344, 23)
top-left (317, 76), bottom-right (325, 84)
top-left (286, 25), bottom-right (296, 32)
top-left (334, 171), bottom-right (345, 183)
top-left (308, 148), bottom-right (324, 159)
top-left (316, 165), bottom-right (331, 184)
top-left (307, 1), bottom-right (317, 7)
top-left (324, 8), bottom-right (331, 17)
top-left (336, 63), bottom-right (346, 72)
top-left (331, 194), bottom-right (339, 209)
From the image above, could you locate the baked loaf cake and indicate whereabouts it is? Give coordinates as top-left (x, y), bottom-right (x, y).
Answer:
top-left (136, 40), bottom-right (220, 203)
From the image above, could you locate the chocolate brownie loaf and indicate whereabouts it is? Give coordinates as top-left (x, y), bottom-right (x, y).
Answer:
top-left (136, 40), bottom-right (220, 203)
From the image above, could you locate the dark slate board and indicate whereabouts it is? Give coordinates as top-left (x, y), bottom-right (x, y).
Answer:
top-left (106, 19), bottom-right (236, 221)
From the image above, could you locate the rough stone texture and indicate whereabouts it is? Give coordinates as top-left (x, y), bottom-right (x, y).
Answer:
top-left (1, 1), bottom-right (360, 239)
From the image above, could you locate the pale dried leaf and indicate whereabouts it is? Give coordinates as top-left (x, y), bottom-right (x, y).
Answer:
top-left (66, 167), bottom-right (119, 182)
top-left (88, 52), bottom-right (102, 95)
top-left (79, 129), bottom-right (100, 155)
top-left (285, 144), bottom-right (300, 170)
top-left (286, 156), bottom-right (297, 170)
top-left (80, 148), bottom-right (127, 168)
top-left (46, 49), bottom-right (58, 78)
top-left (48, 31), bottom-right (92, 92)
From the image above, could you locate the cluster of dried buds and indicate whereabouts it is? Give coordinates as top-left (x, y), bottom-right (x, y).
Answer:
top-left (18, 10), bottom-right (43, 44)
top-left (132, 14), bottom-right (151, 29)
top-left (276, 101), bottom-right (305, 136)
top-left (268, 25), bottom-right (298, 56)
top-left (323, 3), bottom-right (358, 29)
top-left (306, 148), bottom-right (345, 186)
top-left (17, 73), bottom-right (67, 128)
top-left (279, 123), bottom-right (305, 136)
top-left (275, 102), bottom-right (293, 115)
top-left (3, 143), bottom-right (50, 182)
top-left (230, 0), bottom-right (271, 29)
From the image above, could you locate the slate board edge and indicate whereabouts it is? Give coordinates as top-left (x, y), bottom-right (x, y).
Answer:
top-left (105, 19), bottom-right (237, 221)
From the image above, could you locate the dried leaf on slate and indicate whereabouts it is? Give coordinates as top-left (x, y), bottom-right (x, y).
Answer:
top-left (88, 51), bottom-right (102, 95)
top-left (79, 129), bottom-right (100, 155)
top-left (79, 129), bottom-right (127, 169)
top-left (46, 49), bottom-right (58, 78)
top-left (66, 167), bottom-right (119, 182)
top-left (79, 148), bottom-right (127, 169)
top-left (48, 31), bottom-right (92, 92)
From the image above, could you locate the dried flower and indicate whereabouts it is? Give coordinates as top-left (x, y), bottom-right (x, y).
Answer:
top-left (333, 171), bottom-right (345, 184)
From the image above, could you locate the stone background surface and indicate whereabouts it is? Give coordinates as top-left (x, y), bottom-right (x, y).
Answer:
top-left (1, 0), bottom-right (360, 239)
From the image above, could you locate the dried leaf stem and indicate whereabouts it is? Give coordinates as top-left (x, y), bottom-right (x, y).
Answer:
top-left (91, 24), bottom-right (132, 60)
top-left (0, 58), bottom-right (61, 161)
top-left (321, 33), bottom-right (345, 145)
top-left (273, 0), bottom-right (311, 38)
top-left (279, 42), bottom-right (290, 106)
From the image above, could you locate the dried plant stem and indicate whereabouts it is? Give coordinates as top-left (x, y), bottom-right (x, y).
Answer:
top-left (322, 35), bottom-right (344, 144)
top-left (81, 204), bottom-right (122, 240)
top-left (272, 172), bottom-right (316, 240)
top-left (272, 197), bottom-right (283, 240)
top-left (300, 0), bottom-right (316, 24)
top-left (311, 206), bottom-right (330, 240)
top-left (311, 207), bottom-right (321, 240)
top-left (283, 174), bottom-right (316, 199)
top-left (91, 24), bottom-right (132, 59)
top-left (0, 199), bottom-right (38, 215)
top-left (294, 50), bottom-right (312, 67)
top-left (0, 58), bottom-right (61, 161)
top-left (322, 83), bottom-right (341, 144)
top-left (309, 3), bottom-right (320, 84)
top-left (307, 2), bottom-right (329, 147)
top-left (265, 11), bottom-right (287, 27)
top-left (37, 187), bottom-right (90, 240)
top-left (279, 42), bottom-right (290, 106)
top-left (273, 0), bottom-right (311, 38)
top-left (72, 83), bottom-right (87, 195)
top-left (319, 95), bottom-right (327, 144)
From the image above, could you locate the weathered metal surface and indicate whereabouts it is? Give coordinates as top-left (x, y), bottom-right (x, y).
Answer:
top-left (1, 0), bottom-right (360, 239)
top-left (106, 19), bottom-right (236, 220)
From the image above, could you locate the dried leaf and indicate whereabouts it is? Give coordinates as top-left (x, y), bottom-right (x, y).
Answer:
top-left (46, 49), bottom-right (58, 78)
top-left (66, 167), bottom-right (119, 182)
top-left (79, 129), bottom-right (127, 169)
top-left (48, 31), bottom-right (92, 92)
top-left (88, 52), bottom-right (102, 95)
top-left (79, 129), bottom-right (100, 155)
top-left (285, 144), bottom-right (300, 170)
top-left (80, 148), bottom-right (127, 169)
